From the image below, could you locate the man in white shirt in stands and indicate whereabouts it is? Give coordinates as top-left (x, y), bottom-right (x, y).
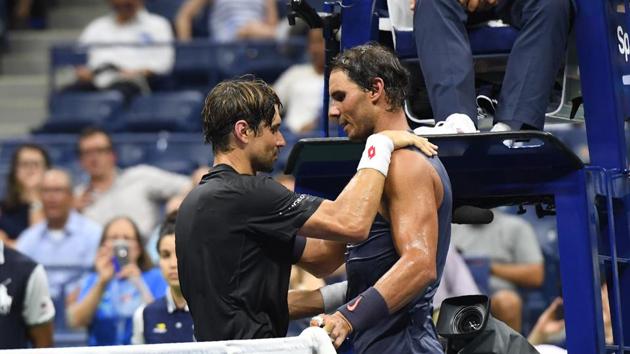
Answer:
top-left (70, 0), bottom-right (174, 101)
top-left (273, 29), bottom-right (325, 134)
top-left (74, 127), bottom-right (190, 240)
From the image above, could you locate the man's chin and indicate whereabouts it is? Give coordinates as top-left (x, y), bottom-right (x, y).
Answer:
top-left (347, 132), bottom-right (370, 142)
top-left (256, 163), bottom-right (275, 174)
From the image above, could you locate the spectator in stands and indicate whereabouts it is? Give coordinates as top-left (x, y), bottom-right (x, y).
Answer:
top-left (528, 285), bottom-right (613, 353)
top-left (68, 0), bottom-right (174, 102)
top-left (66, 216), bottom-right (166, 346)
top-left (0, 239), bottom-right (55, 349)
top-left (16, 169), bottom-right (102, 300)
top-left (412, 0), bottom-right (573, 133)
top-left (175, 0), bottom-right (279, 42)
top-left (145, 166), bottom-right (207, 264)
top-left (74, 127), bottom-right (190, 239)
top-left (432, 244), bottom-right (480, 310)
top-left (273, 29), bottom-right (325, 134)
top-left (450, 209), bottom-right (544, 332)
top-left (0, 144), bottom-right (50, 247)
top-left (132, 210), bottom-right (193, 344)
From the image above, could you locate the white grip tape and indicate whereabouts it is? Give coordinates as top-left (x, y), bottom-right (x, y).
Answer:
top-left (356, 134), bottom-right (395, 177)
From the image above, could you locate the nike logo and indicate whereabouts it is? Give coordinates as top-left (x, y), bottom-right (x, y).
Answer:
top-left (347, 296), bottom-right (362, 312)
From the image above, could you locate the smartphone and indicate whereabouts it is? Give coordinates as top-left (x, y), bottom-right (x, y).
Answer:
top-left (554, 303), bottom-right (564, 320)
top-left (112, 239), bottom-right (130, 272)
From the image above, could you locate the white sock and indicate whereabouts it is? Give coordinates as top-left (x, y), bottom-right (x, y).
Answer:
top-left (491, 122), bottom-right (512, 132)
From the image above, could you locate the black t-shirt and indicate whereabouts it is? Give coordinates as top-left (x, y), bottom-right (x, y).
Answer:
top-left (175, 164), bottom-right (323, 341)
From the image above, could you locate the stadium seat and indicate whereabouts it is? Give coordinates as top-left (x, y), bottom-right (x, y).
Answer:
top-left (113, 91), bottom-right (205, 133)
top-left (35, 91), bottom-right (125, 134)
top-left (463, 256), bottom-right (491, 295)
top-left (146, 138), bottom-right (210, 175)
top-left (144, 0), bottom-right (187, 23)
top-left (215, 40), bottom-right (306, 83)
top-left (145, 0), bottom-right (209, 38)
top-left (167, 41), bottom-right (218, 91)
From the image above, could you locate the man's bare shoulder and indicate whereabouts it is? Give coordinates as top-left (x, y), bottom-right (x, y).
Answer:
top-left (389, 149), bottom-right (440, 181)
top-left (387, 149), bottom-right (444, 203)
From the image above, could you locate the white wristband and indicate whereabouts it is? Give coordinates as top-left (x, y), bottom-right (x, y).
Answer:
top-left (320, 281), bottom-right (348, 313)
top-left (357, 134), bottom-right (395, 177)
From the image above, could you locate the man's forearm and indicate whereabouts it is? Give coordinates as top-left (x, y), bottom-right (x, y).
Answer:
top-left (28, 322), bottom-right (53, 348)
top-left (491, 263), bottom-right (544, 288)
top-left (330, 169), bottom-right (387, 239)
top-left (374, 253), bottom-right (436, 313)
top-left (288, 289), bottom-right (324, 320)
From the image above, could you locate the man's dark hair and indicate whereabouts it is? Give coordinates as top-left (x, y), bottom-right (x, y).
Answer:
top-left (201, 77), bottom-right (282, 153)
top-left (330, 43), bottom-right (409, 111)
top-left (156, 209), bottom-right (177, 254)
top-left (77, 126), bottom-right (114, 152)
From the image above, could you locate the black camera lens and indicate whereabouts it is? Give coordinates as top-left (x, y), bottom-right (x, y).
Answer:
top-left (453, 305), bottom-right (485, 334)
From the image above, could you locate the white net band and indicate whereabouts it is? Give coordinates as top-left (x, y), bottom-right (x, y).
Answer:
top-left (9, 328), bottom-right (336, 354)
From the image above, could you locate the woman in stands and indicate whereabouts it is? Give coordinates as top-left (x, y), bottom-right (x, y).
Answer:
top-left (0, 144), bottom-right (50, 247)
top-left (132, 210), bottom-right (194, 344)
top-left (66, 216), bottom-right (166, 346)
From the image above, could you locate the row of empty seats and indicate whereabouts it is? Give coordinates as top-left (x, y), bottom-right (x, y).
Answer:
top-left (42, 39), bottom-right (307, 134)
top-left (38, 91), bottom-right (204, 134)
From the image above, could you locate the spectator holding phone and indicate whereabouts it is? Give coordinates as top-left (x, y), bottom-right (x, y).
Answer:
top-left (528, 285), bottom-right (613, 353)
top-left (66, 216), bottom-right (166, 346)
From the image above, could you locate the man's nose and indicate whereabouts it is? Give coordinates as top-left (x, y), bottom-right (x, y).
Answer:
top-left (329, 105), bottom-right (340, 119)
top-left (277, 131), bottom-right (286, 147)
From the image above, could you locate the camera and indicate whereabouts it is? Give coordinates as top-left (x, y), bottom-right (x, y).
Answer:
top-left (436, 295), bottom-right (538, 354)
top-left (112, 239), bottom-right (130, 271)
top-left (437, 295), bottom-right (490, 339)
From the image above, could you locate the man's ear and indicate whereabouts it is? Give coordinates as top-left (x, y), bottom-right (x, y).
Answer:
top-left (369, 78), bottom-right (385, 104)
top-left (233, 120), bottom-right (251, 145)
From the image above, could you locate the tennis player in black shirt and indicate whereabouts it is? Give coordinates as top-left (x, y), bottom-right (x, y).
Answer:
top-left (175, 77), bottom-right (437, 342)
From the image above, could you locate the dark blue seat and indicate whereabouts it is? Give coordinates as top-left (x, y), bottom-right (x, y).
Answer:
top-left (36, 91), bottom-right (125, 134)
top-left (146, 138), bottom-right (210, 175)
top-left (394, 25), bottom-right (518, 59)
top-left (114, 91), bottom-right (205, 133)
top-left (145, 0), bottom-right (209, 38)
top-left (144, 0), bottom-right (187, 23)
top-left (463, 256), bottom-right (491, 295)
top-left (215, 40), bottom-right (306, 83)
top-left (168, 41), bottom-right (217, 91)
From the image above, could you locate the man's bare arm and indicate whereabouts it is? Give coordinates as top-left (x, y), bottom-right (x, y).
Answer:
top-left (288, 289), bottom-right (324, 320)
top-left (373, 150), bottom-right (441, 312)
top-left (299, 131), bottom-right (438, 243)
top-left (298, 239), bottom-right (346, 278)
top-left (491, 263), bottom-right (544, 288)
top-left (27, 321), bottom-right (53, 348)
top-left (312, 151), bottom-right (443, 348)
top-left (175, 0), bottom-right (209, 41)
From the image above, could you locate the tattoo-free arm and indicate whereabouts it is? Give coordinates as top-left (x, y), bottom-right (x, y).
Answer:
top-left (175, 0), bottom-right (209, 40)
top-left (299, 131), bottom-right (438, 243)
top-left (373, 150), bottom-right (441, 312)
top-left (299, 169), bottom-right (386, 242)
top-left (491, 263), bottom-right (544, 288)
top-left (27, 322), bottom-right (53, 348)
top-left (298, 238), bottom-right (346, 278)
